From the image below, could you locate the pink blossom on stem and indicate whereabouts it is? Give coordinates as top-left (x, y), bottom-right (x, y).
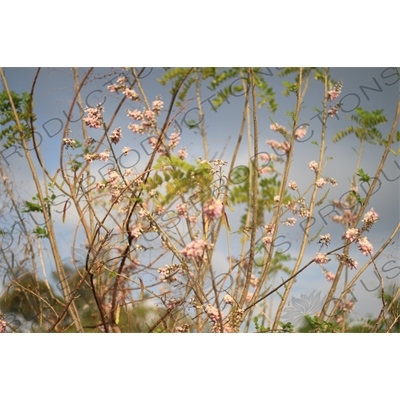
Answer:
top-left (345, 228), bottom-right (359, 242)
top-left (152, 99), bottom-right (164, 115)
top-left (295, 125), bottom-right (308, 139)
top-left (128, 123), bottom-right (144, 134)
top-left (316, 178), bottom-right (326, 188)
top-left (98, 150), bottom-right (110, 162)
top-left (127, 109), bottom-right (143, 120)
top-left (181, 239), bottom-right (208, 261)
top-left (110, 127), bottom-right (123, 144)
top-left (362, 208), bottom-right (379, 224)
top-left (314, 252), bottom-right (329, 265)
top-left (224, 294), bottom-right (234, 304)
top-left (122, 147), bottom-right (131, 156)
top-left (176, 203), bottom-right (188, 217)
top-left (125, 88), bottom-right (139, 101)
top-left (203, 198), bottom-right (223, 220)
top-left (288, 181), bottom-right (298, 190)
top-left (358, 237), bottom-right (374, 256)
top-left (168, 132), bottom-right (180, 149)
top-left (325, 271), bottom-right (335, 282)
top-left (177, 148), bottom-right (188, 159)
top-left (309, 160), bottom-right (318, 172)
top-left (283, 217), bottom-right (296, 227)
top-left (84, 105), bottom-right (104, 129)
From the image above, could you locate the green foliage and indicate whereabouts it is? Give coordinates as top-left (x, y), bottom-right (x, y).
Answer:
top-left (153, 155), bottom-right (214, 206)
top-left (33, 226), bottom-right (48, 239)
top-left (253, 316), bottom-right (294, 332)
top-left (298, 315), bottom-right (339, 333)
top-left (158, 67), bottom-right (278, 113)
top-left (332, 108), bottom-right (388, 145)
top-left (0, 90), bottom-right (35, 148)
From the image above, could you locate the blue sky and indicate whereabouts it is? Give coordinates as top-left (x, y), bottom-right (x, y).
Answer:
top-left (1, 67), bottom-right (399, 327)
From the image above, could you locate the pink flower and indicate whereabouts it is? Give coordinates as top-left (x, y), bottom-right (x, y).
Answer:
top-left (327, 81), bottom-right (342, 101)
top-left (168, 132), bottom-right (180, 149)
top-left (98, 150), bottom-right (110, 162)
top-left (269, 122), bottom-right (289, 136)
top-left (143, 109), bottom-right (155, 121)
top-left (130, 224), bottom-right (142, 239)
top-left (263, 236), bottom-right (273, 246)
top-left (181, 239), bottom-right (208, 261)
top-left (224, 294), bottom-right (234, 304)
top-left (325, 271), bottom-right (335, 282)
top-left (358, 237), bottom-right (374, 256)
top-left (0, 316), bottom-right (6, 333)
top-left (203, 198), bottom-right (223, 220)
top-left (205, 304), bottom-right (222, 323)
top-left (250, 274), bottom-right (259, 287)
top-left (95, 182), bottom-right (105, 190)
top-left (107, 170), bottom-right (120, 187)
top-left (316, 178), bottom-right (326, 188)
top-left (288, 181), bottom-right (298, 190)
top-left (125, 88), bottom-right (139, 101)
top-left (283, 217), bottom-right (296, 227)
top-left (319, 234), bottom-right (331, 246)
top-left (128, 123), bottom-right (144, 134)
top-left (345, 228), bottom-right (359, 242)
top-left (178, 148), bottom-right (188, 159)
top-left (295, 125), bottom-right (308, 139)
top-left (314, 252), bottom-right (329, 265)
top-left (84, 105), bottom-right (104, 129)
top-left (152, 99), bottom-right (164, 115)
top-left (264, 223), bottom-right (275, 234)
top-left (309, 161), bottom-right (318, 172)
top-left (328, 103), bottom-right (342, 117)
top-left (110, 127), bottom-right (122, 144)
top-left (127, 109), bottom-right (143, 120)
top-left (246, 292), bottom-right (253, 302)
top-left (176, 203), bottom-right (188, 217)
top-left (122, 147), bottom-right (131, 156)
top-left (362, 208), bottom-right (379, 224)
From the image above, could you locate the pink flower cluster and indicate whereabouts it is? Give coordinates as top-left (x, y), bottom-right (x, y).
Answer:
top-left (316, 178), bottom-right (326, 188)
top-left (204, 304), bottom-right (223, 323)
top-left (152, 99), bottom-right (164, 115)
top-left (327, 81), bottom-right (342, 101)
top-left (362, 208), bottom-right (379, 224)
top-left (223, 294), bottom-right (234, 304)
top-left (295, 125), bottom-right (308, 139)
top-left (328, 103), bottom-right (342, 117)
top-left (125, 88), bottom-right (139, 101)
top-left (314, 252), bottom-right (329, 265)
top-left (283, 217), bottom-right (296, 227)
top-left (110, 127), bottom-right (123, 144)
top-left (181, 239), bottom-right (208, 260)
top-left (266, 139), bottom-right (290, 154)
top-left (176, 203), bottom-right (188, 217)
top-left (345, 228), bottom-right (359, 242)
top-left (168, 132), bottom-right (180, 149)
top-left (203, 198), bottom-right (223, 220)
top-left (84, 105), bottom-right (104, 129)
top-left (288, 181), bottom-right (298, 190)
top-left (358, 236), bottom-right (374, 256)
top-left (177, 148), bottom-right (188, 159)
top-left (0, 316), bottom-right (6, 333)
top-left (325, 271), bottom-right (335, 282)
top-left (319, 234), bottom-right (331, 246)
top-left (270, 122), bottom-right (290, 139)
top-left (309, 160), bottom-right (319, 172)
